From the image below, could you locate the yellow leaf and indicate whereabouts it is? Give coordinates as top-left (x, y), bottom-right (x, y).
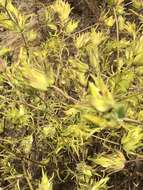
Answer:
top-left (91, 177), bottom-right (109, 190)
top-left (20, 135), bottom-right (33, 154)
top-left (94, 151), bottom-right (126, 171)
top-left (0, 47), bottom-right (10, 56)
top-left (22, 67), bottom-right (54, 91)
top-left (26, 30), bottom-right (37, 41)
top-left (83, 114), bottom-right (117, 128)
top-left (53, 0), bottom-right (71, 22)
top-left (65, 20), bottom-right (79, 34)
top-left (88, 79), bottom-right (115, 112)
top-left (105, 16), bottom-right (115, 27)
top-left (121, 126), bottom-right (143, 154)
top-left (37, 171), bottom-right (53, 190)
top-left (74, 32), bottom-right (90, 49)
top-left (0, 58), bottom-right (7, 72)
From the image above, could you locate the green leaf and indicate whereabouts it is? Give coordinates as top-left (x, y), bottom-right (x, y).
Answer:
top-left (114, 103), bottom-right (127, 119)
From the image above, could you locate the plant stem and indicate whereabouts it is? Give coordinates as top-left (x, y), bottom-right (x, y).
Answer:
top-left (123, 118), bottom-right (143, 126)
top-left (52, 85), bottom-right (78, 103)
top-left (22, 162), bottom-right (34, 190)
top-left (4, 1), bottom-right (29, 56)
top-left (113, 8), bottom-right (119, 63)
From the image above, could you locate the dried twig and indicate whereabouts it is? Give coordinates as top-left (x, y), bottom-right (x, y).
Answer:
top-left (52, 85), bottom-right (78, 103)
top-left (123, 118), bottom-right (143, 126)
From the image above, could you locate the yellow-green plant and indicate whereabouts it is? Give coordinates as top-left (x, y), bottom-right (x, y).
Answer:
top-left (0, 0), bottom-right (143, 189)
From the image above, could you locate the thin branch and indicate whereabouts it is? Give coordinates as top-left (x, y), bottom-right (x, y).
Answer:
top-left (113, 8), bottom-right (120, 63)
top-left (21, 155), bottom-right (46, 167)
top-left (22, 162), bottom-right (34, 190)
top-left (123, 118), bottom-right (143, 126)
top-left (4, 1), bottom-right (29, 56)
top-left (52, 85), bottom-right (78, 103)
top-left (126, 158), bottom-right (143, 164)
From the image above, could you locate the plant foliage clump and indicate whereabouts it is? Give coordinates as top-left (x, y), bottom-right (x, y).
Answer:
top-left (0, 0), bottom-right (143, 189)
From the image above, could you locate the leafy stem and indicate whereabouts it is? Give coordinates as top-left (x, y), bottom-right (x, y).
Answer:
top-left (4, 0), bottom-right (29, 56)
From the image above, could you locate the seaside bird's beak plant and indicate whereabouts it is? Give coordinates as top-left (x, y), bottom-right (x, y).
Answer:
top-left (0, 0), bottom-right (143, 189)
